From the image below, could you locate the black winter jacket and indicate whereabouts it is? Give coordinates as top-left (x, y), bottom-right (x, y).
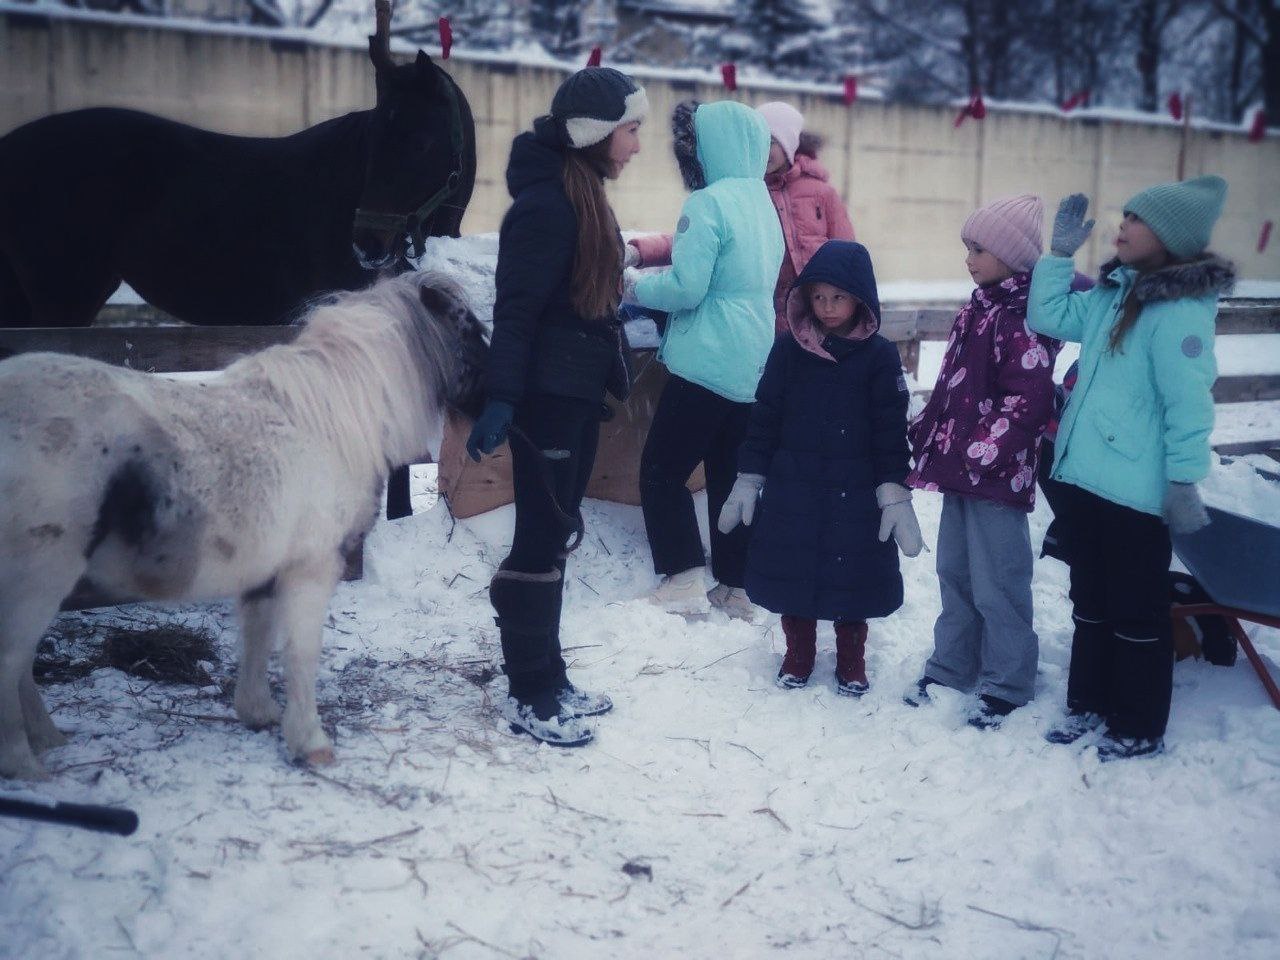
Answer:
top-left (485, 122), bottom-right (626, 406)
top-left (738, 242), bottom-right (910, 622)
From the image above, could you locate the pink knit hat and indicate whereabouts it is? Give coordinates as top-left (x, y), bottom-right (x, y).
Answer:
top-left (961, 194), bottom-right (1045, 274)
top-left (757, 101), bottom-right (804, 165)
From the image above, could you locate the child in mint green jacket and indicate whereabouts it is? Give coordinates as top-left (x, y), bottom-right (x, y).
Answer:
top-left (1028, 176), bottom-right (1234, 762)
top-left (625, 99), bottom-right (784, 617)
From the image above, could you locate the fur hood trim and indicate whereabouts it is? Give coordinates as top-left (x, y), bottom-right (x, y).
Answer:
top-left (1098, 253), bottom-right (1236, 302)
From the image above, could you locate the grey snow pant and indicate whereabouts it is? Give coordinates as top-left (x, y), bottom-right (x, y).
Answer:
top-left (924, 494), bottom-right (1038, 706)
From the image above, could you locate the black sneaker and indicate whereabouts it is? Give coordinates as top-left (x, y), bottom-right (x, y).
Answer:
top-left (902, 676), bottom-right (940, 708)
top-left (835, 677), bottom-right (869, 698)
top-left (1044, 710), bottom-right (1105, 745)
top-left (500, 693), bottom-right (594, 747)
top-left (1097, 733), bottom-right (1164, 762)
top-left (557, 682), bottom-right (613, 718)
top-left (966, 694), bottom-right (1018, 730)
top-left (776, 669), bottom-right (811, 690)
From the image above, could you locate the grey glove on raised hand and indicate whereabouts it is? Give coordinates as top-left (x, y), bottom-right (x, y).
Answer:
top-left (1051, 193), bottom-right (1096, 258)
top-left (1163, 482), bottom-right (1210, 535)
top-left (876, 483), bottom-right (924, 557)
top-left (623, 243), bottom-right (641, 269)
top-left (717, 473), bottom-right (765, 534)
top-left (621, 267), bottom-right (641, 305)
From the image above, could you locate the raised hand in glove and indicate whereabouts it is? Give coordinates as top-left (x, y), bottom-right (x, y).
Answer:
top-left (876, 483), bottom-right (924, 557)
top-left (1163, 482), bottom-right (1210, 535)
top-left (716, 473), bottom-right (765, 533)
top-left (624, 243), bottom-right (641, 269)
top-left (465, 400), bottom-right (515, 462)
top-left (1051, 193), bottom-right (1096, 258)
top-left (621, 267), bottom-right (642, 306)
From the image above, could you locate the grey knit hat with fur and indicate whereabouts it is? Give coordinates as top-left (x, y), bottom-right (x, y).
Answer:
top-left (549, 67), bottom-right (649, 149)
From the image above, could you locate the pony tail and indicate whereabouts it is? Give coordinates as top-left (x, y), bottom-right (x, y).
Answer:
top-left (563, 142), bottom-right (622, 321)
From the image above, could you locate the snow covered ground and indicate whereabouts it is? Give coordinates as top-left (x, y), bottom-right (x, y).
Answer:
top-left (4, 459), bottom-right (1280, 960)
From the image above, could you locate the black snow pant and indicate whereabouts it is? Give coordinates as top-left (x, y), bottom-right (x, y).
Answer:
top-left (492, 394), bottom-right (601, 698)
top-left (639, 373), bottom-right (753, 588)
top-left (1059, 483), bottom-right (1175, 739)
top-left (1037, 439), bottom-right (1073, 564)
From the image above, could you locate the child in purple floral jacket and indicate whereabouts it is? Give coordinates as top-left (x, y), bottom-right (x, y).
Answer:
top-left (903, 195), bottom-right (1061, 728)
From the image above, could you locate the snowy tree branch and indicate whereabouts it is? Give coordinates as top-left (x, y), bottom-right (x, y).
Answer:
top-left (1207, 0), bottom-right (1266, 46)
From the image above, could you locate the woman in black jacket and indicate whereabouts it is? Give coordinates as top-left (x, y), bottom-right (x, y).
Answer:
top-left (466, 68), bottom-right (647, 747)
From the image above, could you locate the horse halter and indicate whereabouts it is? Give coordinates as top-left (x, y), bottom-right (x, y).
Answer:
top-left (353, 75), bottom-right (467, 261)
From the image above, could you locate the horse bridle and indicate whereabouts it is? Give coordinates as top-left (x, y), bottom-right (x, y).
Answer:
top-left (353, 74), bottom-right (467, 260)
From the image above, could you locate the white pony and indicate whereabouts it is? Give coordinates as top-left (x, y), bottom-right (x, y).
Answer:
top-left (0, 272), bottom-right (487, 780)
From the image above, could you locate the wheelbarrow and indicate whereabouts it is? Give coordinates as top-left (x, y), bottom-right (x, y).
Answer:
top-left (1172, 504), bottom-right (1280, 711)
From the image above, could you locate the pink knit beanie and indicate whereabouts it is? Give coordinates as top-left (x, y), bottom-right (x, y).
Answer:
top-left (757, 101), bottom-right (804, 165)
top-left (961, 194), bottom-right (1045, 274)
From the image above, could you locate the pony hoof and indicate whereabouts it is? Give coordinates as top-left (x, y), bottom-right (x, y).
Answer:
top-left (31, 728), bottom-right (69, 753)
top-left (304, 746), bottom-right (336, 767)
top-left (1, 754), bottom-right (51, 782)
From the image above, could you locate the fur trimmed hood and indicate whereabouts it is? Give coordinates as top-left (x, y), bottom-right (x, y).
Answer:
top-left (672, 99), bottom-right (704, 191)
top-left (1098, 253), bottom-right (1236, 303)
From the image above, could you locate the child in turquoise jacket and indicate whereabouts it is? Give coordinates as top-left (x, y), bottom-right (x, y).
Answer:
top-left (626, 99), bottom-right (785, 616)
top-left (1028, 175), bottom-right (1234, 761)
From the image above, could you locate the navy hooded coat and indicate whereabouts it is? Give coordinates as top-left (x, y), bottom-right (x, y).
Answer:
top-left (738, 241), bottom-right (911, 622)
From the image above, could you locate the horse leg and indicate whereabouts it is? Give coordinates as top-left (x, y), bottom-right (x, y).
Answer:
top-left (0, 593), bottom-right (65, 781)
top-left (234, 592), bottom-right (284, 730)
top-left (0, 251), bottom-right (32, 328)
top-left (386, 465), bottom-right (412, 520)
top-left (20, 671), bottom-right (66, 753)
top-left (276, 562), bottom-right (342, 765)
top-left (20, 256), bottom-right (120, 327)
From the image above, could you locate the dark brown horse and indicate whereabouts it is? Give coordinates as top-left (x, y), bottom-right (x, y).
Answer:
top-left (0, 5), bottom-right (476, 517)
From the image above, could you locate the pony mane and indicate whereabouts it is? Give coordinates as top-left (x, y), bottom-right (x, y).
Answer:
top-left (225, 272), bottom-right (460, 483)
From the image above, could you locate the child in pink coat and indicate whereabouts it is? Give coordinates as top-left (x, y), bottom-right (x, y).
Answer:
top-left (627, 101), bottom-right (854, 336)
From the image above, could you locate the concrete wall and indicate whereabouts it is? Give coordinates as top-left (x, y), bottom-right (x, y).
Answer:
top-left (3, 9), bottom-right (1278, 282)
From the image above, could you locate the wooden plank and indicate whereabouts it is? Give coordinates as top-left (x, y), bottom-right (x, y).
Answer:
top-left (1216, 304), bottom-right (1280, 335)
top-left (1215, 440), bottom-right (1280, 458)
top-left (0, 325), bottom-right (300, 372)
top-left (1212, 375), bottom-right (1280, 403)
top-left (914, 309), bottom-right (957, 339)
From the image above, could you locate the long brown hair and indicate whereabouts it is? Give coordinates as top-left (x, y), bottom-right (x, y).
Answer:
top-left (563, 138), bottom-right (622, 321)
top-left (1109, 292), bottom-right (1142, 353)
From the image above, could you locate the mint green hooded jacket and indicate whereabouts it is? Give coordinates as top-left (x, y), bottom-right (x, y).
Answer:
top-left (1028, 253), bottom-right (1233, 516)
top-left (635, 101), bottom-right (784, 403)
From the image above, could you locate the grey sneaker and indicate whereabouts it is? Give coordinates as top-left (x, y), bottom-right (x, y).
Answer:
top-left (557, 682), bottom-right (613, 718)
top-left (499, 696), bottom-right (594, 747)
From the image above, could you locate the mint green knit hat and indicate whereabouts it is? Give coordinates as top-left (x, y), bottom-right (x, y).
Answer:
top-left (1123, 175), bottom-right (1228, 259)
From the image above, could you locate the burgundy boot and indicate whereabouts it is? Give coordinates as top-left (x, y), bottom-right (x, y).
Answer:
top-left (777, 616), bottom-right (817, 688)
top-left (834, 621), bottom-right (869, 697)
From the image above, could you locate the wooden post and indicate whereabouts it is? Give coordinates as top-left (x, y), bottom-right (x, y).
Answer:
top-left (1176, 94), bottom-right (1192, 181)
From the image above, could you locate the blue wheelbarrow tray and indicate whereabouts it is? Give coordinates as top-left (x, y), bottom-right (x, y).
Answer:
top-left (1172, 505), bottom-right (1280, 619)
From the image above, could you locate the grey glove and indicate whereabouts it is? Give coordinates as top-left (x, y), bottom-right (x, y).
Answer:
top-left (1051, 193), bottom-right (1096, 258)
top-left (622, 267), bottom-right (641, 305)
top-left (1163, 482), bottom-right (1210, 535)
top-left (876, 483), bottom-right (924, 558)
top-left (624, 243), bottom-right (641, 268)
top-left (717, 473), bottom-right (765, 533)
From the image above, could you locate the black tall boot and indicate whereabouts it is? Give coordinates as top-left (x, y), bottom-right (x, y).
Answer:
top-left (544, 558), bottom-right (613, 718)
top-left (490, 568), bottom-right (592, 747)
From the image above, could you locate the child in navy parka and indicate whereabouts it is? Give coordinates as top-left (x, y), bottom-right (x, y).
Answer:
top-left (718, 241), bottom-right (923, 695)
